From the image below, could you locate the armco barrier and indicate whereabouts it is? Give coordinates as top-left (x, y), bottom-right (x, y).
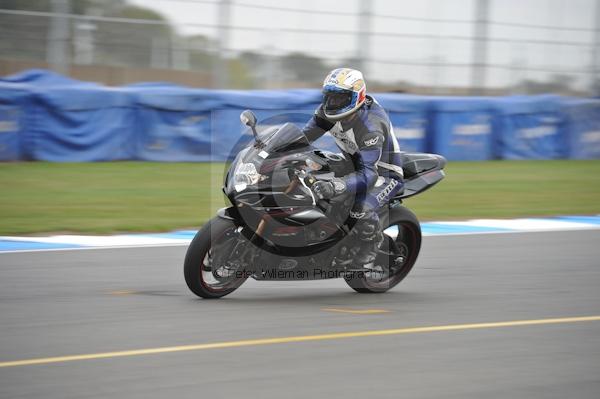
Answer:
top-left (0, 69), bottom-right (599, 162)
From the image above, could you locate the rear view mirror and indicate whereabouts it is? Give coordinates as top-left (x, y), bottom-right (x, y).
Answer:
top-left (240, 110), bottom-right (260, 144)
top-left (240, 110), bottom-right (257, 128)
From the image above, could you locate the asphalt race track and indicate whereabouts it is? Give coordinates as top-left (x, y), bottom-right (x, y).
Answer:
top-left (1, 230), bottom-right (600, 399)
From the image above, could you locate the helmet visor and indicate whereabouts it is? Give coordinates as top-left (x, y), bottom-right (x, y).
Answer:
top-left (323, 90), bottom-right (353, 114)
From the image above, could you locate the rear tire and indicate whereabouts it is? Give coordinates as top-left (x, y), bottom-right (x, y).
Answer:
top-left (184, 217), bottom-right (247, 299)
top-left (344, 205), bottom-right (421, 293)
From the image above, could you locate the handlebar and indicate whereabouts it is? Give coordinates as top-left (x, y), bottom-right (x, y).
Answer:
top-left (293, 169), bottom-right (345, 216)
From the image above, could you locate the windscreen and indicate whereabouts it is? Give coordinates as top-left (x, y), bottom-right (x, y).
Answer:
top-left (261, 123), bottom-right (310, 153)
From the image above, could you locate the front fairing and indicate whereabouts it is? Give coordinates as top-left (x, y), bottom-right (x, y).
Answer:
top-left (223, 123), bottom-right (348, 251)
top-left (224, 123), bottom-right (321, 201)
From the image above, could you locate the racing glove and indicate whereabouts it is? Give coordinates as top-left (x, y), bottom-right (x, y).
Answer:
top-left (311, 178), bottom-right (346, 200)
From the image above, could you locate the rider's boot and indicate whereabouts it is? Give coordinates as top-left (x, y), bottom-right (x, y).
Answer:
top-left (352, 212), bottom-right (381, 266)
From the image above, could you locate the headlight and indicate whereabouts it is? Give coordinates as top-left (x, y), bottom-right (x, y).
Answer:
top-left (233, 162), bottom-right (266, 192)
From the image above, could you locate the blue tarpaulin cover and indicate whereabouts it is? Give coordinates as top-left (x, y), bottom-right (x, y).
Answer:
top-left (428, 97), bottom-right (494, 161)
top-left (0, 86), bottom-right (28, 161)
top-left (1, 69), bottom-right (134, 161)
top-left (0, 69), bottom-right (597, 162)
top-left (560, 98), bottom-right (600, 159)
top-left (376, 94), bottom-right (430, 153)
top-left (493, 95), bottom-right (565, 160)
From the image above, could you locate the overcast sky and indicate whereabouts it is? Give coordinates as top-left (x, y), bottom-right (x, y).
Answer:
top-left (129, 0), bottom-right (598, 90)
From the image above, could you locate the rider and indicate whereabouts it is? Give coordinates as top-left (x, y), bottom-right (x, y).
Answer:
top-left (302, 67), bottom-right (404, 265)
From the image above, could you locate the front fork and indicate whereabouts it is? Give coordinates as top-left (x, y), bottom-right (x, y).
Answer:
top-left (218, 208), bottom-right (283, 276)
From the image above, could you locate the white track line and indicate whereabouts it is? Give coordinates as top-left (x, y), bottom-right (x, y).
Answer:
top-left (2, 226), bottom-right (600, 254)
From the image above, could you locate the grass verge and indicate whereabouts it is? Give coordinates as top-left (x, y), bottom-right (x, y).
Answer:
top-left (1, 160), bottom-right (599, 235)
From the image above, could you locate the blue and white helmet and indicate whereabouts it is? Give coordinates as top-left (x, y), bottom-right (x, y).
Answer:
top-left (322, 68), bottom-right (367, 121)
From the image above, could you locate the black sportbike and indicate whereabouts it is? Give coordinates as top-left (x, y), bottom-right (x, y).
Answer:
top-left (184, 110), bottom-right (446, 298)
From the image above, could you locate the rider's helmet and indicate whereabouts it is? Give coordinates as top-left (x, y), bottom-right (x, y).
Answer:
top-left (321, 68), bottom-right (367, 121)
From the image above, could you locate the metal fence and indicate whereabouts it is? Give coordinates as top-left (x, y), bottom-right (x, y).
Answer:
top-left (0, 0), bottom-right (599, 95)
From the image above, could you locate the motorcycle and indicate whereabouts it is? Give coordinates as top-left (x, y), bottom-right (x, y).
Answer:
top-left (184, 110), bottom-right (446, 298)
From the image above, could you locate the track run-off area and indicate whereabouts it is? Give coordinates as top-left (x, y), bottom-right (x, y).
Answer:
top-left (1, 228), bottom-right (600, 398)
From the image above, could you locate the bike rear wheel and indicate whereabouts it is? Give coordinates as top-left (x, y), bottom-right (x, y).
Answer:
top-left (344, 205), bottom-right (421, 293)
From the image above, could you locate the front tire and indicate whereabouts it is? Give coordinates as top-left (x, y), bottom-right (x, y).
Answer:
top-left (184, 217), bottom-right (248, 299)
top-left (344, 205), bottom-right (422, 293)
